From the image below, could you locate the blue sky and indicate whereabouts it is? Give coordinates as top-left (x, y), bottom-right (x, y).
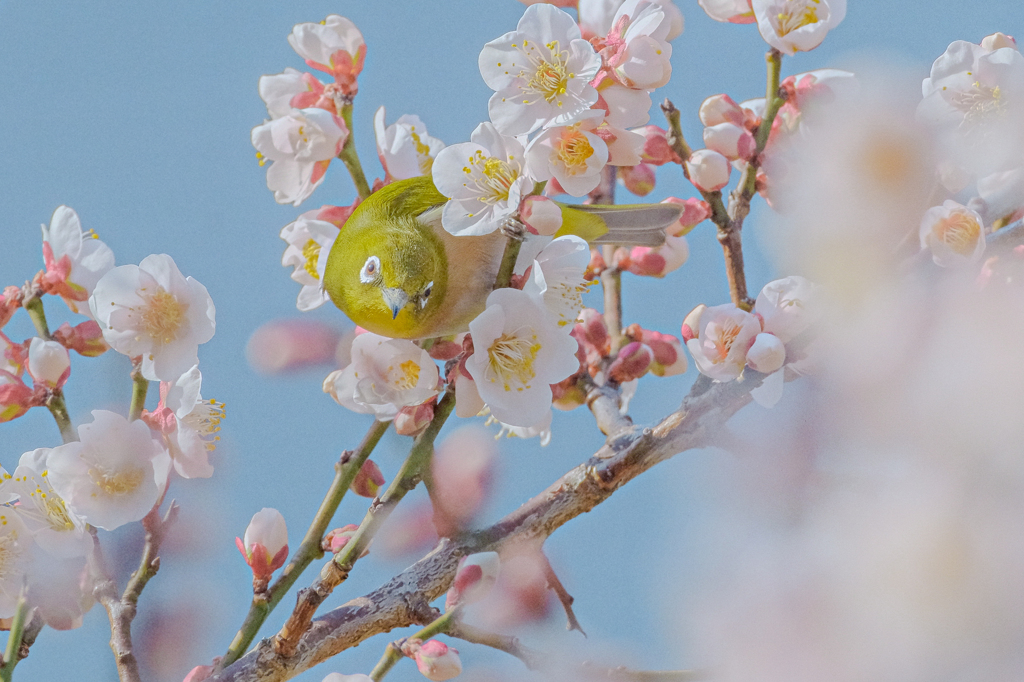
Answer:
top-left (0, 1), bottom-right (1019, 680)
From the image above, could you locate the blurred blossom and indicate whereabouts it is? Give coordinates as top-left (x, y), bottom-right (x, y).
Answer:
top-left (247, 319), bottom-right (343, 374)
top-left (446, 552), bottom-right (501, 610)
top-left (473, 545), bottom-right (551, 630)
top-left (919, 200), bottom-right (987, 267)
top-left (374, 500), bottom-right (438, 560)
top-left (412, 640), bottom-right (462, 681)
top-left (698, 0), bottom-right (754, 23)
top-left (431, 427), bottom-right (497, 535)
top-left (374, 106), bottom-right (445, 181)
top-left (322, 675), bottom-right (374, 682)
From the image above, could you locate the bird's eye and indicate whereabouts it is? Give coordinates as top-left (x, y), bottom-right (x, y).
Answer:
top-left (360, 256), bottom-right (381, 284)
top-left (419, 281), bottom-right (433, 309)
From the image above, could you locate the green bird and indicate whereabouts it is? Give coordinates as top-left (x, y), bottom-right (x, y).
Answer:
top-left (322, 176), bottom-right (683, 339)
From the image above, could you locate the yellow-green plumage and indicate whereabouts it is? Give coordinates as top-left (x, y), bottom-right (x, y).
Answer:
top-left (323, 176), bottom-right (682, 339)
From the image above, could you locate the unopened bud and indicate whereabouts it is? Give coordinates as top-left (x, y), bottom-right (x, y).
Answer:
top-left (681, 304), bottom-right (706, 342)
top-left (235, 508), bottom-right (288, 582)
top-left (746, 332), bottom-right (786, 373)
top-left (637, 125), bottom-right (679, 165)
top-left (324, 524), bottom-right (368, 556)
top-left (520, 195), bottom-right (563, 236)
top-left (551, 378), bottom-right (587, 410)
top-left (350, 459), bottom-right (385, 498)
top-left (0, 287), bottom-right (22, 329)
top-left (395, 401), bottom-right (435, 436)
top-left (625, 236), bottom-right (689, 278)
top-left (981, 32), bottom-right (1017, 51)
top-left (619, 163), bottom-right (656, 196)
top-left (446, 552), bottom-right (500, 611)
top-left (699, 93), bottom-right (745, 127)
top-left (52, 320), bottom-right (108, 357)
top-left (703, 122), bottom-right (756, 161)
top-left (608, 342), bottom-right (654, 382)
top-left (577, 308), bottom-right (610, 355)
top-left (686, 149), bottom-right (731, 192)
top-left (412, 640), bottom-right (462, 681)
top-left (640, 330), bottom-right (688, 377)
top-left (27, 337), bottom-right (70, 389)
top-left (427, 340), bottom-right (462, 361)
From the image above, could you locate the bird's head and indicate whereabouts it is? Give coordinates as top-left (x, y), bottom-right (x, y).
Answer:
top-left (323, 211), bottom-right (448, 339)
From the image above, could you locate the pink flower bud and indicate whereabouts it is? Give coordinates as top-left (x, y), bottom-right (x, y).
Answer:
top-left (686, 149), bottom-right (731, 192)
top-left (431, 427), bottom-right (496, 536)
top-left (394, 401), bottom-right (435, 437)
top-left (703, 122), bottom-right (756, 161)
top-left (413, 640), bottom-right (462, 681)
top-left (427, 340), bottom-right (462, 361)
top-left (324, 524), bottom-right (367, 556)
top-left (625, 235), bottom-right (689, 278)
top-left (634, 329), bottom-right (688, 377)
top-left (746, 332), bottom-right (786, 374)
top-left (246, 319), bottom-right (342, 374)
top-left (235, 508), bottom-right (288, 581)
top-left (585, 248), bottom-right (606, 279)
top-left (551, 377), bottom-right (587, 410)
top-left (981, 32), bottom-right (1017, 52)
top-left (619, 163), bottom-right (656, 196)
top-left (662, 197), bottom-right (711, 237)
top-left (608, 342), bottom-right (654, 383)
top-left (27, 337), bottom-right (70, 389)
top-left (577, 308), bottom-right (610, 356)
top-left (182, 663), bottom-right (217, 682)
top-left (446, 551), bottom-right (500, 610)
top-left (699, 94), bottom-right (746, 127)
top-left (52, 320), bottom-right (108, 357)
top-left (519, 195), bottom-right (563, 236)
top-left (637, 125), bottom-right (679, 166)
top-left (0, 287), bottom-right (22, 329)
top-left (611, 246), bottom-right (631, 270)
top-left (350, 459), bottom-right (385, 498)
top-left (681, 304), bottom-right (706, 342)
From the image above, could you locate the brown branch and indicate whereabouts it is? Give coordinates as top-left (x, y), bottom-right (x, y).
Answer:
top-left (541, 553), bottom-right (586, 636)
top-left (209, 371), bottom-right (766, 682)
top-left (446, 620), bottom-right (545, 670)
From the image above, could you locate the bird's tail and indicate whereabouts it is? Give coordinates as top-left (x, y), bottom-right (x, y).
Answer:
top-left (561, 203), bottom-right (684, 247)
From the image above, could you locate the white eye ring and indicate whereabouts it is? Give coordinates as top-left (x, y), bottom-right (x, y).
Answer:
top-left (360, 256), bottom-right (381, 284)
top-left (419, 281), bottom-right (433, 309)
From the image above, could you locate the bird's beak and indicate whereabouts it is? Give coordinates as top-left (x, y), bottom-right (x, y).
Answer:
top-left (381, 287), bottom-right (410, 320)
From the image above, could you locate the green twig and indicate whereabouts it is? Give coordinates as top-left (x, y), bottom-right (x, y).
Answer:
top-left (273, 392), bottom-right (457, 658)
top-left (22, 297), bottom-right (50, 340)
top-left (338, 102), bottom-right (372, 200)
top-left (46, 392), bottom-right (76, 444)
top-left (369, 607), bottom-right (461, 681)
top-left (128, 368), bottom-right (149, 421)
top-left (0, 591), bottom-right (29, 682)
top-left (217, 420), bottom-right (390, 669)
top-left (494, 238), bottom-right (523, 290)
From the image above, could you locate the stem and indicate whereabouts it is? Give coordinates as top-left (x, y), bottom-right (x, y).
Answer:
top-left (600, 246), bottom-right (624, 350)
top-left (22, 297), bottom-right (50, 339)
top-left (46, 391), bottom-right (76, 443)
top-left (338, 102), bottom-right (372, 200)
top-left (128, 371), bottom-right (149, 421)
top-left (273, 392), bottom-right (457, 658)
top-left (446, 620), bottom-right (544, 670)
top-left (369, 607), bottom-right (461, 681)
top-left (0, 591), bottom-right (29, 682)
top-left (494, 238), bottom-right (523, 290)
top-left (217, 420), bottom-right (390, 669)
top-left (660, 100), bottom-right (730, 227)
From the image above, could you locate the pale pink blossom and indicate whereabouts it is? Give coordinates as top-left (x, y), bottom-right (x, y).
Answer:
top-left (698, 0), bottom-right (754, 23)
top-left (89, 254), bottom-right (216, 382)
top-left (287, 15), bottom-right (365, 96)
top-left (752, 0), bottom-right (846, 55)
top-left (374, 106), bottom-right (445, 181)
top-left (479, 4), bottom-right (602, 135)
top-left (685, 304), bottom-right (762, 381)
top-left (466, 288), bottom-right (579, 427)
top-left (597, 81), bottom-right (653, 128)
top-left (919, 200), bottom-right (987, 267)
top-left (526, 112), bottom-right (609, 196)
top-left (522, 236), bottom-right (591, 330)
top-left (977, 167), bottom-right (1024, 221)
top-left (432, 122), bottom-right (533, 236)
top-left (519, 196), bottom-right (563, 235)
top-left (981, 32), bottom-right (1017, 52)
top-left (321, 674), bottom-right (373, 682)
top-left (251, 108), bottom-right (349, 206)
top-left (39, 206), bottom-right (115, 315)
top-left (699, 94), bottom-right (746, 127)
top-left (324, 333), bottom-right (440, 420)
top-left (258, 68), bottom-right (330, 119)
top-left (27, 337), bottom-right (70, 389)
top-left (686, 149), bottom-right (731, 191)
top-left (142, 366), bottom-right (221, 479)
top-left (45, 410), bottom-right (171, 531)
top-left (413, 640), bottom-right (462, 681)
top-left (0, 510), bottom-right (32, 618)
top-left (704, 122), bottom-right (756, 161)
top-left (431, 427), bottom-right (497, 534)
top-left (605, 0), bottom-right (676, 90)
top-left (236, 508), bottom-right (288, 580)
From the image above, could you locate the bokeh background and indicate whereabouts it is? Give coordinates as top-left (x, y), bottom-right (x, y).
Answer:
top-left (0, 1), bottom-right (1019, 680)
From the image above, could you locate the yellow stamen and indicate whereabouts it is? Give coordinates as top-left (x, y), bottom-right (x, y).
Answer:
top-left (487, 331), bottom-right (541, 391)
top-left (934, 212), bottom-right (982, 255)
top-left (138, 289), bottom-right (188, 345)
top-left (88, 465), bottom-right (145, 497)
top-left (556, 128), bottom-right (595, 174)
top-left (302, 239), bottom-right (322, 280)
top-left (775, 0), bottom-right (821, 37)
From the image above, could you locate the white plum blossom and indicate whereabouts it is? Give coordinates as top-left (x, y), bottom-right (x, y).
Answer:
top-left (492, 407), bottom-right (554, 446)
top-left (465, 288), bottom-right (579, 427)
top-left (523, 236), bottom-right (591, 330)
top-left (606, 0), bottom-right (675, 91)
top-left (89, 254), bottom-right (216, 382)
top-left (919, 200), bottom-right (987, 267)
top-left (145, 365), bottom-right (222, 479)
top-left (258, 67), bottom-right (327, 119)
top-left (479, 4), bottom-right (602, 135)
top-left (0, 510), bottom-right (32, 618)
top-left (251, 108), bottom-right (349, 206)
top-left (598, 82), bottom-right (654, 128)
top-left (755, 275), bottom-right (819, 344)
top-left (324, 333), bottom-right (440, 421)
top-left (281, 212), bottom-right (340, 311)
top-left (752, 0), bottom-right (846, 55)
top-left (432, 122), bottom-right (533, 236)
top-left (40, 206), bottom-right (115, 315)
top-left (698, 0), bottom-right (754, 23)
top-left (27, 337), bottom-right (70, 388)
top-left (580, 0), bottom-right (684, 41)
top-left (526, 112), bottom-right (610, 196)
top-left (685, 304), bottom-right (762, 381)
top-left (374, 106), bottom-right (445, 181)
top-left (287, 15), bottom-right (365, 88)
top-left (977, 167), bottom-right (1024, 221)
top-left (0, 448), bottom-right (91, 559)
top-left (45, 410), bottom-right (172, 531)
top-left (686, 149), bottom-right (731, 191)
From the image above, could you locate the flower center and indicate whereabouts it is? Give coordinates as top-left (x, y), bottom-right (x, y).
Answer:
top-left (463, 151), bottom-right (521, 205)
top-left (23, 472), bottom-right (77, 532)
top-left (302, 239), bottom-right (322, 280)
top-left (934, 212), bottom-right (982, 255)
top-left (515, 39), bottom-right (573, 104)
top-left (409, 127), bottom-right (435, 175)
top-left (183, 398), bottom-right (226, 452)
top-left (775, 0), bottom-right (821, 37)
top-left (487, 330), bottom-right (541, 391)
top-left (707, 320), bottom-right (742, 363)
top-left (556, 128), bottom-right (595, 174)
top-left (388, 359), bottom-right (421, 391)
top-left (950, 80), bottom-right (1006, 129)
top-left (88, 464), bottom-right (146, 497)
top-left (139, 289), bottom-right (188, 345)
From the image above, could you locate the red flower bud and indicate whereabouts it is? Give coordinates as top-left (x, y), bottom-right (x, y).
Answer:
top-left (350, 459), bottom-right (385, 498)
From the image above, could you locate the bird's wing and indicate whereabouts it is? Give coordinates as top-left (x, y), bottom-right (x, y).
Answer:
top-left (564, 203), bottom-right (684, 247)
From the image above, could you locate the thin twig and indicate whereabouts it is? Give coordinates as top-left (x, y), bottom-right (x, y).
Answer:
top-left (446, 620), bottom-right (545, 670)
top-left (0, 590), bottom-right (29, 682)
top-left (217, 420), bottom-right (390, 670)
top-left (338, 102), bottom-right (372, 200)
top-left (128, 360), bottom-right (149, 421)
top-left (368, 606), bottom-right (461, 681)
top-left (541, 553), bottom-right (586, 636)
